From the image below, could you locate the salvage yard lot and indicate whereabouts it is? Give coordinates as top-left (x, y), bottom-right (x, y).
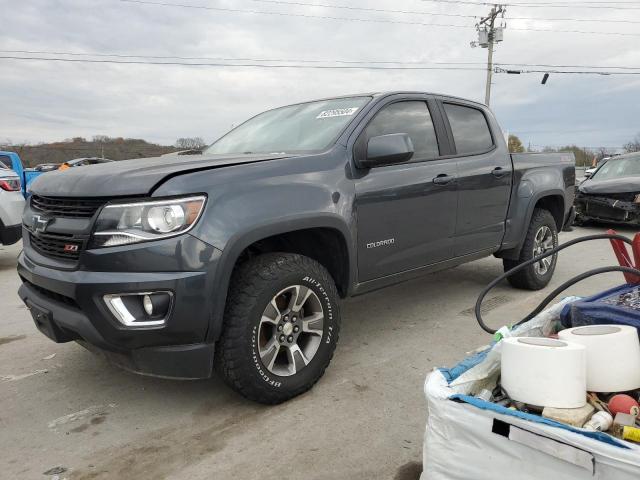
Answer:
top-left (0, 224), bottom-right (632, 479)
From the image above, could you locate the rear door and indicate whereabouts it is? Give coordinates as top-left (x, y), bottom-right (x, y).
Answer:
top-left (438, 100), bottom-right (512, 256)
top-left (353, 95), bottom-right (458, 282)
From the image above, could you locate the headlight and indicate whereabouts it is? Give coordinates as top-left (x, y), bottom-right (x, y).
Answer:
top-left (91, 195), bottom-right (206, 248)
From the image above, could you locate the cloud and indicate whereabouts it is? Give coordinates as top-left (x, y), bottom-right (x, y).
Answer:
top-left (1, 0), bottom-right (638, 151)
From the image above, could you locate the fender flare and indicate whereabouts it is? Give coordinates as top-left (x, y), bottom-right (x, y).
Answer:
top-left (205, 214), bottom-right (354, 342)
top-left (501, 190), bottom-right (566, 260)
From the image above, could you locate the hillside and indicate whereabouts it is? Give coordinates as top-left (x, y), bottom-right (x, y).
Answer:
top-left (2, 136), bottom-right (179, 167)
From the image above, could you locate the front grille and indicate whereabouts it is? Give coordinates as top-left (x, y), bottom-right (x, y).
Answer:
top-left (582, 192), bottom-right (638, 203)
top-left (29, 232), bottom-right (84, 260)
top-left (586, 204), bottom-right (627, 222)
top-left (31, 195), bottom-right (106, 218)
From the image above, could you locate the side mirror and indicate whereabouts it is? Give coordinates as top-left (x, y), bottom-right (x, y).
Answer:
top-left (359, 133), bottom-right (414, 169)
top-left (584, 171), bottom-right (592, 179)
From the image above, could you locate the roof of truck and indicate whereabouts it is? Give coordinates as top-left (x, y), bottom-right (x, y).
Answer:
top-left (304, 91), bottom-right (487, 108)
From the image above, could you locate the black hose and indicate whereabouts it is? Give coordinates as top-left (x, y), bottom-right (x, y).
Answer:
top-left (474, 233), bottom-right (640, 335)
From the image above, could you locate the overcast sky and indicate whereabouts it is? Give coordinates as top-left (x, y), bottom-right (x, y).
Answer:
top-left (1, 0), bottom-right (639, 151)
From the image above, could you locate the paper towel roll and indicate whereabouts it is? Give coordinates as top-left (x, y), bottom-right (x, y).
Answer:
top-left (501, 337), bottom-right (586, 408)
top-left (558, 325), bottom-right (640, 392)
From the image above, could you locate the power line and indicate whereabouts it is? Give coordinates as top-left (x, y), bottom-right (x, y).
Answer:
top-left (3, 50), bottom-right (640, 71)
top-left (508, 15), bottom-right (640, 23)
top-left (117, 0), bottom-right (640, 36)
top-left (495, 66), bottom-right (640, 75)
top-left (0, 49), bottom-right (488, 65)
top-left (506, 1), bottom-right (640, 8)
top-left (5, 51), bottom-right (640, 71)
top-left (251, 0), bottom-right (640, 24)
top-left (510, 26), bottom-right (640, 36)
top-left (4, 55), bottom-right (640, 76)
top-left (117, 0), bottom-right (473, 29)
top-left (248, 0), bottom-right (479, 19)
top-left (0, 55), bottom-right (490, 70)
top-left (498, 62), bottom-right (640, 70)
top-left (420, 0), bottom-right (640, 9)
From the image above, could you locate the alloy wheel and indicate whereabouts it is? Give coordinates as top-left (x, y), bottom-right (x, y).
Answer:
top-left (532, 225), bottom-right (556, 276)
top-left (258, 285), bottom-right (324, 377)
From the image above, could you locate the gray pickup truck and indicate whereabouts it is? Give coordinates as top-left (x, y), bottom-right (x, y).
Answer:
top-left (17, 92), bottom-right (575, 403)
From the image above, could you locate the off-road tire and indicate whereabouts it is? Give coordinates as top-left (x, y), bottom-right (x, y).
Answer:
top-left (503, 208), bottom-right (558, 291)
top-left (215, 253), bottom-right (341, 404)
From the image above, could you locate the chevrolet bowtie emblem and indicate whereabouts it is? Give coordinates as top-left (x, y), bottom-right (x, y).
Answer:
top-left (32, 215), bottom-right (52, 233)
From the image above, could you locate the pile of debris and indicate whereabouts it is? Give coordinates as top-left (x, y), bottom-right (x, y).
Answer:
top-left (422, 296), bottom-right (640, 479)
top-left (482, 322), bottom-right (640, 444)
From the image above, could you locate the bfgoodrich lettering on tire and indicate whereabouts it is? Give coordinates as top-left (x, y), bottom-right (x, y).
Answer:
top-left (215, 253), bottom-right (341, 404)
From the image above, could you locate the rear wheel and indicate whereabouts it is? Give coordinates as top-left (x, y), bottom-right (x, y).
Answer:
top-left (215, 253), bottom-right (341, 404)
top-left (503, 208), bottom-right (558, 290)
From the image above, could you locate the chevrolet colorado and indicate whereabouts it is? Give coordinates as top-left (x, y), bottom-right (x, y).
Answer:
top-left (17, 92), bottom-right (575, 403)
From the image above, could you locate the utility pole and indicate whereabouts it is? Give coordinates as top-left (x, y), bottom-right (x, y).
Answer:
top-left (472, 4), bottom-right (506, 106)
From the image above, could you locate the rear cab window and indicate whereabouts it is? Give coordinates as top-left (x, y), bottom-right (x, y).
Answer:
top-left (357, 101), bottom-right (440, 162)
top-left (0, 155), bottom-right (12, 169)
top-left (443, 103), bottom-right (494, 155)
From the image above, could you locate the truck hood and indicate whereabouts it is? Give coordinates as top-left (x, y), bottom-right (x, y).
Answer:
top-left (579, 176), bottom-right (640, 195)
top-left (29, 153), bottom-right (292, 197)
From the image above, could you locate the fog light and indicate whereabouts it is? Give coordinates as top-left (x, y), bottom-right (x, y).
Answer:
top-left (143, 295), bottom-right (153, 316)
top-left (103, 291), bottom-right (173, 327)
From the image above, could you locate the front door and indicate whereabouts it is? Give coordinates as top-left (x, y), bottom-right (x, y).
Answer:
top-left (354, 98), bottom-right (458, 282)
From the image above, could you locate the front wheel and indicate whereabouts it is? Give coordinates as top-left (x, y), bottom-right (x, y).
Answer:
top-left (215, 253), bottom-right (341, 404)
top-left (503, 208), bottom-right (559, 290)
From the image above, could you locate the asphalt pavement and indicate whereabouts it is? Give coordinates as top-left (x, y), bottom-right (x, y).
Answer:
top-left (0, 223), bottom-right (634, 480)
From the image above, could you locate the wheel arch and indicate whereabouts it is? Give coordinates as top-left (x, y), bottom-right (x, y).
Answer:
top-left (206, 216), bottom-right (354, 342)
top-left (498, 191), bottom-right (565, 261)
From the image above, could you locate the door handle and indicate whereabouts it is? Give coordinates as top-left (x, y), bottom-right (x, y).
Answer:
top-left (433, 174), bottom-right (455, 186)
top-left (491, 167), bottom-right (508, 178)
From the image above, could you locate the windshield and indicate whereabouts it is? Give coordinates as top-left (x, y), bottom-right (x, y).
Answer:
top-left (592, 157), bottom-right (640, 180)
top-left (205, 96), bottom-right (371, 155)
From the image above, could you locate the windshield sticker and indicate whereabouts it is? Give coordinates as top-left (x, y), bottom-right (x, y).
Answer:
top-left (316, 107), bottom-right (359, 119)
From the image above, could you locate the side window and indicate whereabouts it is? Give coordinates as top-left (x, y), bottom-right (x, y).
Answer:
top-left (360, 101), bottom-right (440, 161)
top-left (444, 103), bottom-right (494, 155)
top-left (0, 155), bottom-right (12, 169)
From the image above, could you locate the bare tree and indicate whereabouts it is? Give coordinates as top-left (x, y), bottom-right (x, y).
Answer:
top-left (594, 147), bottom-right (610, 161)
top-left (624, 134), bottom-right (640, 153)
top-left (175, 137), bottom-right (207, 150)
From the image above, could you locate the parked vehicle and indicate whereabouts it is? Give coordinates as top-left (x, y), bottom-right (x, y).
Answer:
top-left (0, 151), bottom-right (43, 197)
top-left (0, 167), bottom-right (25, 245)
top-left (34, 163), bottom-right (60, 173)
top-left (584, 157), bottom-right (611, 179)
top-left (17, 92), bottom-right (575, 403)
top-left (58, 157), bottom-right (114, 171)
top-left (575, 151), bottom-right (640, 225)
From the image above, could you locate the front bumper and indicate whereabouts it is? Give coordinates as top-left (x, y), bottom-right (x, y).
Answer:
top-left (17, 235), bottom-right (222, 379)
top-left (575, 194), bottom-right (640, 224)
